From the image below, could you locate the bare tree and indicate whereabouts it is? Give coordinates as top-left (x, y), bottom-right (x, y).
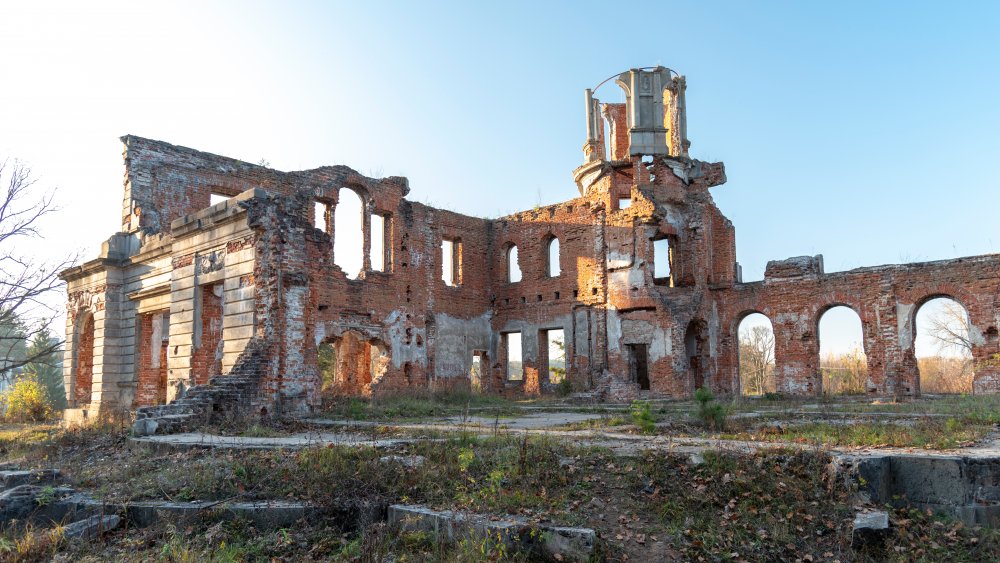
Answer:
top-left (739, 325), bottom-right (774, 395)
top-left (926, 300), bottom-right (973, 356)
top-left (921, 299), bottom-right (973, 393)
top-left (0, 159), bottom-right (73, 384)
top-left (820, 347), bottom-right (868, 395)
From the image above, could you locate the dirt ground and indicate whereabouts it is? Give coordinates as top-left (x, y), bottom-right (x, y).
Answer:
top-left (2, 394), bottom-right (999, 561)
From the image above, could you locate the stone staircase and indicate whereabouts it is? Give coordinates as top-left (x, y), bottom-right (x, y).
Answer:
top-left (133, 342), bottom-right (266, 436)
top-left (132, 374), bottom-right (259, 435)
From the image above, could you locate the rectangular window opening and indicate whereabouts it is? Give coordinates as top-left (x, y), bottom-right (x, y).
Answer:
top-left (653, 238), bottom-right (673, 286)
top-left (546, 329), bottom-right (566, 384)
top-left (617, 197), bottom-right (632, 210)
top-left (441, 238), bottom-right (461, 286)
top-left (505, 332), bottom-right (523, 381)
top-left (370, 213), bottom-right (386, 271)
top-left (314, 201), bottom-right (329, 233)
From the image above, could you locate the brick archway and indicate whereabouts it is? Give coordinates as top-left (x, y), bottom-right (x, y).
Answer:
top-left (322, 330), bottom-right (390, 396)
top-left (815, 304), bottom-right (870, 395)
top-left (734, 311), bottom-right (776, 396)
top-left (74, 312), bottom-right (95, 406)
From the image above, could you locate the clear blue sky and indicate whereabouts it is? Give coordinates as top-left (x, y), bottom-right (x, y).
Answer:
top-left (2, 1), bottom-right (997, 354)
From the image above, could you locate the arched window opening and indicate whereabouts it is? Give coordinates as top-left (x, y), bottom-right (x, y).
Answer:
top-left (75, 312), bottom-right (95, 406)
top-left (319, 331), bottom-right (390, 397)
top-left (915, 297), bottom-right (973, 393)
top-left (818, 306), bottom-right (868, 394)
top-left (547, 237), bottom-right (560, 277)
top-left (507, 245), bottom-right (522, 283)
top-left (738, 313), bottom-right (775, 396)
top-left (333, 188), bottom-right (364, 279)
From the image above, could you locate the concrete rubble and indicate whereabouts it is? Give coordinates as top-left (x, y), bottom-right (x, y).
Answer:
top-left (388, 503), bottom-right (596, 561)
top-left (851, 510), bottom-right (891, 549)
top-left (61, 514), bottom-right (121, 539)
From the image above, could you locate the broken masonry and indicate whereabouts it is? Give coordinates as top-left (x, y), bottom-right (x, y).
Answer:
top-left (58, 66), bottom-right (1000, 428)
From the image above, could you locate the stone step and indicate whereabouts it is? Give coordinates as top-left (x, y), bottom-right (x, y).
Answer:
top-left (0, 469), bottom-right (60, 491)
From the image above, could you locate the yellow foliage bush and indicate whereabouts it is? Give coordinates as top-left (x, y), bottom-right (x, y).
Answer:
top-left (2, 375), bottom-right (54, 422)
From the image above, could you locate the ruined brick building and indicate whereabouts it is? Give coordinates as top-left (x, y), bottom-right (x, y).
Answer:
top-left (59, 67), bottom-right (1000, 428)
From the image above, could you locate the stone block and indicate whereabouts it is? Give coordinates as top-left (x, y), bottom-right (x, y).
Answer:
top-left (851, 510), bottom-right (890, 549)
top-left (62, 514), bottom-right (121, 539)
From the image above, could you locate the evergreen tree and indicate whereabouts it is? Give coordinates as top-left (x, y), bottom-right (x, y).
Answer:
top-left (22, 328), bottom-right (65, 410)
top-left (0, 309), bottom-right (28, 385)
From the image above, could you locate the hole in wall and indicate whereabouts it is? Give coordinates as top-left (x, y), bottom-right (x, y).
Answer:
top-left (333, 187), bottom-right (364, 279)
top-left (547, 237), bottom-right (561, 277)
top-left (507, 245), bottom-right (522, 282)
top-left (738, 313), bottom-right (775, 396)
top-left (370, 213), bottom-right (386, 271)
top-left (819, 306), bottom-right (868, 395)
top-left (915, 297), bottom-right (973, 394)
top-left (545, 328), bottom-right (566, 384)
top-left (504, 332), bottom-right (523, 381)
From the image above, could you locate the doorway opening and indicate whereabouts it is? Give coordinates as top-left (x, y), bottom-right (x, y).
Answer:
top-left (470, 350), bottom-right (488, 392)
top-left (685, 319), bottom-right (709, 390)
top-left (627, 343), bottom-right (650, 390)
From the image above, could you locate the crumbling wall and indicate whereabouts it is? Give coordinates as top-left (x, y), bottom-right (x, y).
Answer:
top-left (715, 254), bottom-right (1000, 396)
top-left (67, 113), bottom-right (1000, 424)
top-left (163, 192), bottom-right (259, 402)
top-left (119, 136), bottom-right (295, 234)
top-left (306, 173), bottom-right (495, 397)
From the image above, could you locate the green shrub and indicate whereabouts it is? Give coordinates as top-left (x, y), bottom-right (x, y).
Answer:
top-left (630, 400), bottom-right (655, 434)
top-left (694, 386), bottom-right (727, 431)
top-left (555, 376), bottom-right (573, 397)
top-left (2, 375), bottom-right (54, 422)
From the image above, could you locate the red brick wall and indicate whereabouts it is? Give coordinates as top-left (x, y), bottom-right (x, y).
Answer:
top-left (191, 285), bottom-right (223, 386)
top-left (135, 311), bottom-right (169, 407)
top-left (75, 314), bottom-right (94, 405)
top-left (714, 255), bottom-right (1000, 396)
top-left (113, 135), bottom-right (1000, 409)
